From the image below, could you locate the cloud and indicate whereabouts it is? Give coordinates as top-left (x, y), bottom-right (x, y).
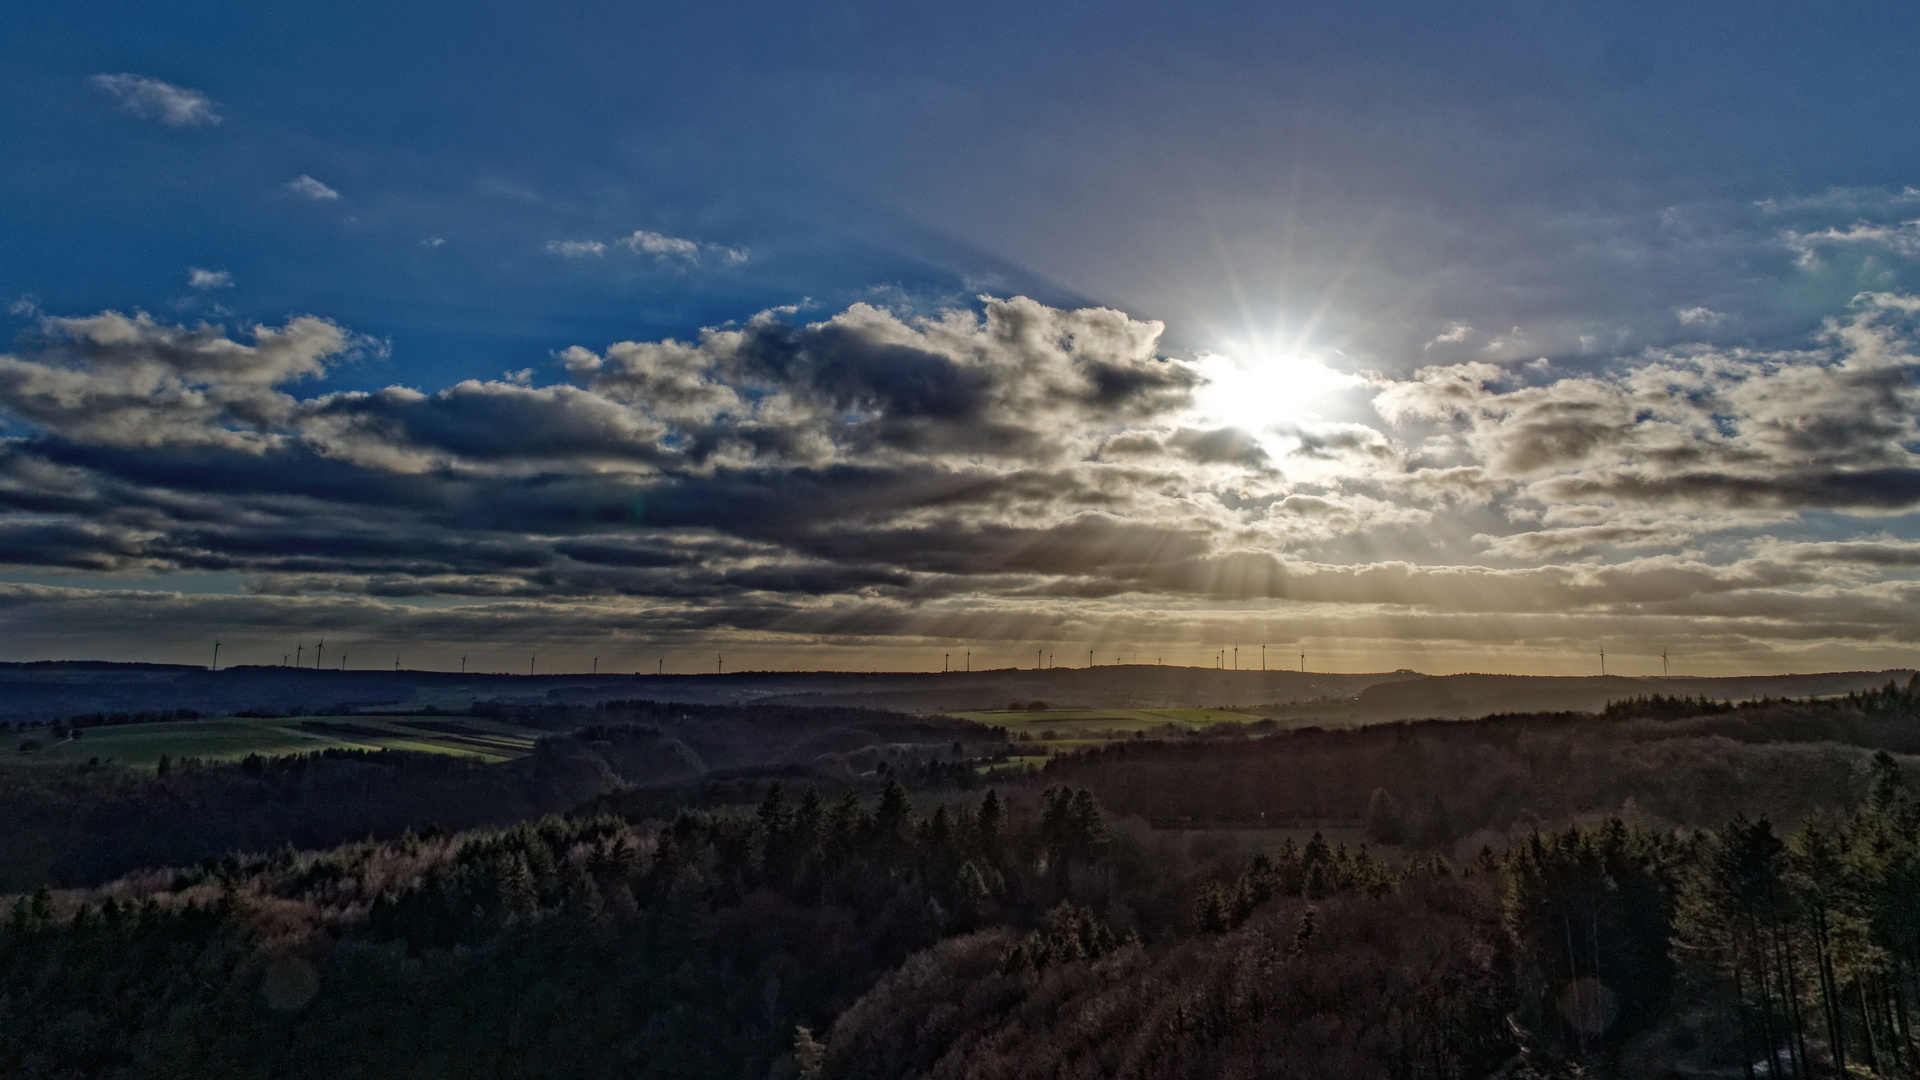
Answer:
top-left (287, 175), bottom-right (339, 201)
top-left (1375, 297), bottom-right (1920, 511)
top-left (9, 294), bottom-right (1920, 669)
top-left (0, 311), bottom-right (352, 449)
top-left (90, 73), bottom-right (220, 127)
top-left (1424, 322), bottom-right (1473, 348)
top-left (622, 229), bottom-right (749, 264)
top-left (543, 230), bottom-right (748, 265)
top-left (1785, 220), bottom-right (1920, 266)
top-left (188, 268), bottom-right (232, 290)
top-left (1676, 306), bottom-right (1724, 326)
top-left (624, 231), bottom-right (700, 259)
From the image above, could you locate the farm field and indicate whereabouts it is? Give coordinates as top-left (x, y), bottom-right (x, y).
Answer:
top-left (15, 714), bottom-right (540, 771)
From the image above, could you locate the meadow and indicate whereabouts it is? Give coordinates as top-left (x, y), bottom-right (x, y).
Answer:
top-left (954, 706), bottom-right (1267, 771)
top-left (16, 714), bottom-right (539, 770)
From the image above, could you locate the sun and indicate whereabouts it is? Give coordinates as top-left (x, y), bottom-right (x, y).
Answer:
top-left (1190, 347), bottom-right (1359, 435)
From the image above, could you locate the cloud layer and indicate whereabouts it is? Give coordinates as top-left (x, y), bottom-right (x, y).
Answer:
top-left (5, 295), bottom-right (1920, 672)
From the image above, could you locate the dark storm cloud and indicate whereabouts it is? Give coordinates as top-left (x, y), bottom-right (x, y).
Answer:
top-left (0, 519), bottom-right (154, 570)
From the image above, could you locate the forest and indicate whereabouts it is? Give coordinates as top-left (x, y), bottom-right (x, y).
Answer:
top-left (1, 683), bottom-right (1918, 1078)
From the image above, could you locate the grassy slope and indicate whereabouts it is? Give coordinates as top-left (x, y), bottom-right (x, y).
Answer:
top-left (14, 715), bottom-right (537, 771)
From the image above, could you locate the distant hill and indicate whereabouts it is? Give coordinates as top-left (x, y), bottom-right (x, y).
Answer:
top-left (1350, 670), bottom-right (1918, 720)
top-left (0, 660), bottom-right (1911, 725)
top-left (0, 663), bottom-right (1417, 723)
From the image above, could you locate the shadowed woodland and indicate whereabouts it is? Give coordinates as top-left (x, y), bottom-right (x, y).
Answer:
top-left (2, 684), bottom-right (1920, 1077)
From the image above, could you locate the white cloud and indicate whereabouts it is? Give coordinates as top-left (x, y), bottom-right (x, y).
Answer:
top-left (287, 175), bottom-right (339, 201)
top-left (0, 311), bottom-right (352, 450)
top-left (545, 231), bottom-right (748, 265)
top-left (623, 230), bottom-right (702, 259)
top-left (623, 230), bottom-right (750, 264)
top-left (187, 268), bottom-right (232, 290)
top-left (1785, 220), bottom-right (1920, 266)
top-left (1424, 322), bottom-right (1473, 348)
top-left (545, 240), bottom-right (607, 258)
top-left (1676, 306), bottom-right (1725, 326)
top-left (632, 231), bottom-right (748, 263)
top-left (421, 237), bottom-right (446, 248)
top-left (90, 73), bottom-right (221, 127)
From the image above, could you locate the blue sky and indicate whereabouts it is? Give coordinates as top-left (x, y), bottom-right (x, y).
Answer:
top-left (6, 0), bottom-right (1920, 673)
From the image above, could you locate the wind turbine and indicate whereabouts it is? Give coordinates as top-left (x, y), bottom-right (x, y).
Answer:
top-left (296, 643), bottom-right (303, 668)
top-left (1662, 649), bottom-right (1668, 677)
top-left (211, 640), bottom-right (221, 672)
top-left (717, 654), bottom-right (724, 675)
top-left (1599, 648), bottom-right (1606, 676)
top-left (460, 655), bottom-right (466, 674)
top-left (316, 639), bottom-right (324, 670)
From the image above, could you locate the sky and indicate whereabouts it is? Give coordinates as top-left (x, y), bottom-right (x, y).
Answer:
top-left (5, 0), bottom-right (1920, 675)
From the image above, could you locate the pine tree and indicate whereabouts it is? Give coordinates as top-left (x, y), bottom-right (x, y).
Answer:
top-left (1365, 787), bottom-right (1406, 845)
top-left (976, 789), bottom-right (1005, 863)
top-left (792, 1025), bottom-right (825, 1080)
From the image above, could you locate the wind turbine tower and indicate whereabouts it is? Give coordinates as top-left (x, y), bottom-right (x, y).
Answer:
top-left (211, 640), bottom-right (221, 672)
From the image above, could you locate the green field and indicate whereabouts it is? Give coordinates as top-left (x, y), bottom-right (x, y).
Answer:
top-left (14, 714), bottom-right (540, 771)
top-left (960, 707), bottom-right (1267, 773)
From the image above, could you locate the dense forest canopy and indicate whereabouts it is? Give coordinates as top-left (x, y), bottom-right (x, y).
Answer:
top-left (2, 685), bottom-right (1918, 1078)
